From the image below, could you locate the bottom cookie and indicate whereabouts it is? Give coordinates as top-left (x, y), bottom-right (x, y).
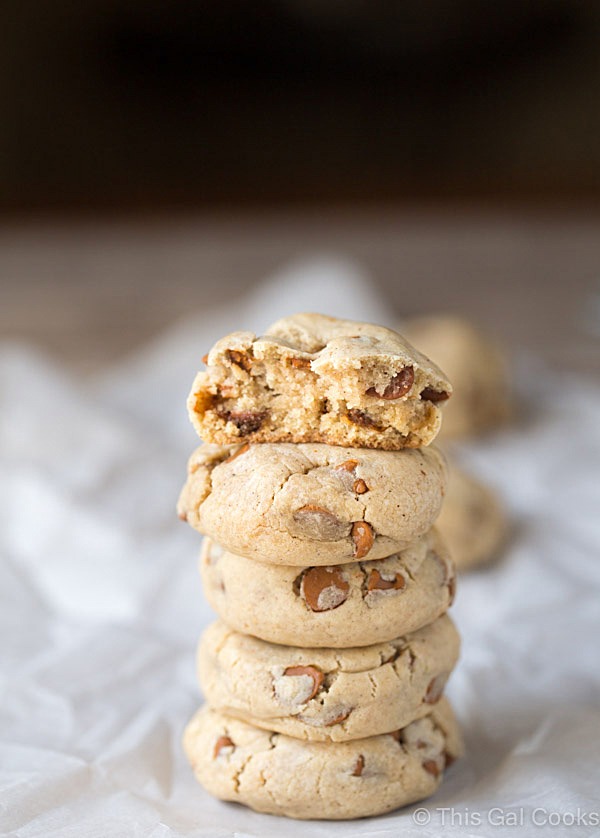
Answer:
top-left (183, 699), bottom-right (463, 820)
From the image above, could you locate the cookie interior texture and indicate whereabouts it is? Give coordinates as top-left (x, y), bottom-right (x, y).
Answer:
top-left (188, 313), bottom-right (452, 450)
top-left (183, 699), bottom-right (463, 819)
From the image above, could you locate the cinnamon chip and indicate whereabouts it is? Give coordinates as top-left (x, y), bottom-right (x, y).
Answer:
top-left (218, 410), bottom-right (265, 435)
top-left (420, 387), bottom-right (450, 402)
top-left (423, 759), bottom-right (441, 777)
top-left (213, 735), bottom-right (235, 758)
top-left (292, 506), bottom-right (349, 541)
top-left (227, 349), bottom-right (253, 372)
top-left (335, 459), bottom-right (359, 473)
top-left (324, 708), bottom-right (352, 726)
top-left (283, 665), bottom-right (324, 701)
top-left (367, 366), bottom-right (414, 400)
top-left (289, 357), bottom-right (312, 370)
top-left (299, 566), bottom-right (349, 612)
top-left (346, 409), bottom-right (382, 429)
top-left (367, 569), bottom-right (406, 592)
top-left (424, 673), bottom-right (448, 704)
top-left (351, 755), bottom-right (365, 776)
top-left (351, 521), bottom-right (374, 558)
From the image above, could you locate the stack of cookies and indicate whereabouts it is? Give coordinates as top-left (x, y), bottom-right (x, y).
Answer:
top-left (177, 313), bottom-right (463, 820)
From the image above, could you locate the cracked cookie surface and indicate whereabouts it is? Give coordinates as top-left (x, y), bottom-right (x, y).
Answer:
top-left (200, 528), bottom-right (455, 646)
top-left (177, 441), bottom-right (448, 564)
top-left (198, 615), bottom-right (459, 742)
top-left (183, 698), bottom-right (463, 819)
top-left (187, 313), bottom-right (452, 450)
top-left (436, 463), bottom-right (508, 571)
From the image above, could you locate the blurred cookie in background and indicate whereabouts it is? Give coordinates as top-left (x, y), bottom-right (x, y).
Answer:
top-left (436, 465), bottom-right (508, 572)
top-left (401, 315), bottom-right (512, 439)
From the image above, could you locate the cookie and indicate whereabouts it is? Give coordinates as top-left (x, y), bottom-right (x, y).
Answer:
top-left (177, 441), bottom-right (448, 565)
top-left (183, 699), bottom-right (463, 820)
top-left (187, 313), bottom-right (452, 450)
top-left (198, 615), bottom-right (459, 742)
top-left (401, 315), bottom-right (511, 439)
top-left (200, 528), bottom-right (455, 647)
top-left (436, 464), bottom-right (508, 571)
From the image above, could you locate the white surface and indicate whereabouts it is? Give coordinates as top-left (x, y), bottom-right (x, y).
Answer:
top-left (2, 261), bottom-right (600, 838)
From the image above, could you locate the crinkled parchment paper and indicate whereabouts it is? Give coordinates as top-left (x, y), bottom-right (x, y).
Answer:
top-left (2, 260), bottom-right (599, 837)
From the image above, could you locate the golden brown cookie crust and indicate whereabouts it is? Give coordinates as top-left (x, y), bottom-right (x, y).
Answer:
top-left (183, 699), bottom-right (463, 819)
top-left (198, 616), bottom-right (460, 742)
top-left (200, 528), bottom-right (455, 646)
top-left (177, 441), bottom-right (448, 565)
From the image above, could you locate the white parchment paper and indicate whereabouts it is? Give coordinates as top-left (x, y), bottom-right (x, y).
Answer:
top-left (2, 260), bottom-right (600, 838)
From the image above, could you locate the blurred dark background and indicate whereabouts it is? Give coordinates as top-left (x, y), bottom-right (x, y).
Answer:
top-left (3, 0), bottom-right (600, 211)
top-left (1, 2), bottom-right (600, 376)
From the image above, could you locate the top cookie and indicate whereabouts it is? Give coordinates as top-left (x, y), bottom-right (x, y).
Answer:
top-left (187, 313), bottom-right (452, 450)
